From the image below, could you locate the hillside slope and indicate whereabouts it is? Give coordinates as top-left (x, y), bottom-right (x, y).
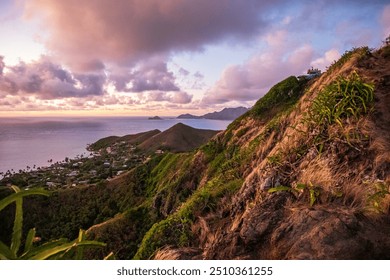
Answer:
top-left (89, 129), bottom-right (161, 150)
top-left (4, 45), bottom-right (389, 260)
top-left (138, 123), bottom-right (220, 153)
top-left (138, 45), bottom-right (390, 260)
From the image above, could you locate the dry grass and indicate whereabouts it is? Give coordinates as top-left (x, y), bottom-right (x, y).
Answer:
top-left (191, 216), bottom-right (211, 248)
top-left (153, 246), bottom-right (201, 260)
top-left (370, 133), bottom-right (390, 169)
top-left (297, 158), bottom-right (335, 192)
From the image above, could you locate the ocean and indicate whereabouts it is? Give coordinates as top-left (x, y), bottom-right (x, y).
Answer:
top-left (0, 116), bottom-right (231, 175)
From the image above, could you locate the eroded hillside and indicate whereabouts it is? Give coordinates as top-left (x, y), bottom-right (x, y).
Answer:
top-left (147, 46), bottom-right (390, 260)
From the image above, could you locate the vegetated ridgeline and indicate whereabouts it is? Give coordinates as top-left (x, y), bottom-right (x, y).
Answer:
top-left (2, 45), bottom-right (389, 260)
top-left (89, 45), bottom-right (390, 260)
top-left (147, 46), bottom-right (390, 259)
top-left (88, 129), bottom-right (161, 151)
top-left (138, 123), bottom-right (220, 153)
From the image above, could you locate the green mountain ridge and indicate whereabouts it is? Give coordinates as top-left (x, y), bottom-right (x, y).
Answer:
top-left (88, 129), bottom-right (161, 151)
top-left (88, 123), bottom-right (220, 154)
top-left (138, 123), bottom-right (220, 153)
top-left (1, 45), bottom-right (389, 260)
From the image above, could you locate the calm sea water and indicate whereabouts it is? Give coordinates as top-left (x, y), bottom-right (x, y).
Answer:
top-left (0, 117), bottom-right (231, 175)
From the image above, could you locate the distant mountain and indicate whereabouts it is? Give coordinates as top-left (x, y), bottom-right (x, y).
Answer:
top-left (177, 107), bottom-right (249, 120)
top-left (148, 116), bottom-right (163, 120)
top-left (176, 113), bottom-right (201, 119)
top-left (138, 123), bottom-right (219, 153)
top-left (89, 123), bottom-right (218, 153)
top-left (203, 107), bottom-right (249, 120)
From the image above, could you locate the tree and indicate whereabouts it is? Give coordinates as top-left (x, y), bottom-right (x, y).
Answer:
top-left (0, 186), bottom-right (113, 260)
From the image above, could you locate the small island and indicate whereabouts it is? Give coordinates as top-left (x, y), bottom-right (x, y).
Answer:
top-left (148, 116), bottom-right (162, 120)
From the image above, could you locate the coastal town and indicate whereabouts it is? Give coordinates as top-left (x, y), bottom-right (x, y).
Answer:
top-left (0, 139), bottom-right (156, 190)
top-left (0, 122), bottom-right (217, 191)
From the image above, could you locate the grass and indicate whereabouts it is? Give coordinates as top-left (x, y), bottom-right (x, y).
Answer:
top-left (309, 71), bottom-right (373, 126)
top-left (250, 76), bottom-right (304, 119)
top-left (268, 183), bottom-right (322, 207)
top-left (134, 170), bottom-right (243, 259)
top-left (326, 46), bottom-right (372, 74)
top-left (262, 69), bottom-right (375, 209)
top-left (226, 76), bottom-right (305, 134)
top-left (305, 71), bottom-right (374, 146)
top-left (366, 181), bottom-right (390, 213)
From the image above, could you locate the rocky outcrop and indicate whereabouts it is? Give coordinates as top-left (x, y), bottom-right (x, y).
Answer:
top-left (201, 193), bottom-right (390, 259)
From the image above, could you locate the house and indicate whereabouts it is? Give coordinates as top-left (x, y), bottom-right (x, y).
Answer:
top-left (298, 67), bottom-right (322, 81)
top-left (306, 67), bottom-right (321, 78)
top-left (68, 170), bottom-right (79, 177)
top-left (46, 181), bottom-right (56, 188)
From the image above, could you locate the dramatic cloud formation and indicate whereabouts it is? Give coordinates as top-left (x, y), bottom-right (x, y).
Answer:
top-left (0, 0), bottom-right (386, 115)
top-left (201, 1), bottom-right (388, 106)
top-left (111, 58), bottom-right (179, 93)
top-left (0, 55), bottom-right (193, 113)
top-left (202, 31), bottom-right (314, 104)
top-left (0, 56), bottom-right (106, 99)
top-left (24, 0), bottom-right (276, 70)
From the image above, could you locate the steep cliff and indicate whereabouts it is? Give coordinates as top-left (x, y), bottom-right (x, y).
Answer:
top-left (147, 46), bottom-right (390, 259)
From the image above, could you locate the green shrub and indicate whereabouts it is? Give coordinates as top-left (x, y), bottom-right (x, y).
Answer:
top-left (366, 181), bottom-right (390, 213)
top-left (306, 71), bottom-right (374, 129)
top-left (250, 76), bottom-right (303, 119)
top-left (0, 186), bottom-right (108, 260)
top-left (134, 177), bottom-right (243, 259)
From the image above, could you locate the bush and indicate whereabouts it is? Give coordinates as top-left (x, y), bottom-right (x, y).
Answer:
top-left (250, 76), bottom-right (303, 119)
top-left (0, 186), bottom-right (109, 259)
top-left (306, 71), bottom-right (374, 129)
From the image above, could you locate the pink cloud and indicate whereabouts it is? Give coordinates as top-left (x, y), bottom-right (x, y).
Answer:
top-left (24, 0), bottom-right (276, 70)
top-left (202, 34), bottom-right (314, 104)
top-left (138, 91), bottom-right (192, 104)
top-left (382, 5), bottom-right (390, 38)
top-left (0, 56), bottom-right (106, 99)
top-left (111, 58), bottom-right (179, 93)
top-left (169, 91), bottom-right (193, 104)
top-left (311, 48), bottom-right (341, 71)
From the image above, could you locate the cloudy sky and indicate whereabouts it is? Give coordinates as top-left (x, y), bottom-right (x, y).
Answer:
top-left (0, 0), bottom-right (389, 116)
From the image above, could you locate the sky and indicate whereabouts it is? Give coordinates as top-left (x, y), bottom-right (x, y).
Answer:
top-left (0, 0), bottom-right (389, 117)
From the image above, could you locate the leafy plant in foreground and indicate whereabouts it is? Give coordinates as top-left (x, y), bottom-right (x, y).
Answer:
top-left (306, 71), bottom-right (374, 129)
top-left (366, 181), bottom-right (390, 214)
top-left (268, 183), bottom-right (321, 207)
top-left (0, 186), bottom-right (108, 260)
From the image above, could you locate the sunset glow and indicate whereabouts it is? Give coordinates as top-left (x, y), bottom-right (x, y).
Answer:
top-left (0, 0), bottom-right (389, 116)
